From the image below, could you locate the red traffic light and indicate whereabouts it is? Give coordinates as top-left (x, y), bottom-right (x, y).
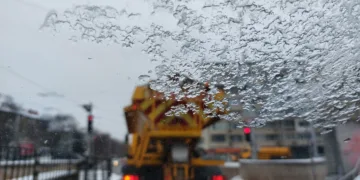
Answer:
top-left (244, 127), bottom-right (251, 134)
top-left (88, 115), bottom-right (94, 121)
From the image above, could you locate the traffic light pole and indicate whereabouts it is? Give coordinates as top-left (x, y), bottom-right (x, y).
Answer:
top-left (250, 129), bottom-right (257, 159)
top-left (244, 127), bottom-right (257, 159)
top-left (82, 103), bottom-right (93, 180)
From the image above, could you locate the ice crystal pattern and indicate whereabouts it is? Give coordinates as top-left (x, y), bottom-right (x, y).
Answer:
top-left (41, 0), bottom-right (360, 131)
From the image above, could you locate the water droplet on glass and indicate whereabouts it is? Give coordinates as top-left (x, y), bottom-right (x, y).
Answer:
top-left (138, 74), bottom-right (150, 83)
top-left (320, 129), bottom-right (333, 135)
top-left (344, 138), bottom-right (351, 143)
top-left (42, 2), bottom-right (360, 129)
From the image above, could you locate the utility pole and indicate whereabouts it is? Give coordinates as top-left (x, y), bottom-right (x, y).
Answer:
top-left (82, 103), bottom-right (93, 179)
top-left (13, 113), bottom-right (21, 146)
top-left (309, 121), bottom-right (319, 157)
top-left (280, 120), bottom-right (285, 146)
top-left (244, 127), bottom-right (257, 159)
top-left (227, 121), bottom-right (233, 162)
top-left (228, 121), bottom-right (233, 147)
top-left (307, 121), bottom-right (320, 180)
top-left (250, 128), bottom-right (257, 159)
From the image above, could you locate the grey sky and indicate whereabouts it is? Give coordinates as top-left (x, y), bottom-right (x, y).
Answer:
top-left (0, 0), bottom-right (160, 140)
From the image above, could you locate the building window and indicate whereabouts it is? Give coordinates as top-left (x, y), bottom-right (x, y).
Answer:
top-left (284, 120), bottom-right (295, 127)
top-left (211, 134), bottom-right (226, 142)
top-left (265, 134), bottom-right (279, 140)
top-left (264, 122), bottom-right (276, 128)
top-left (298, 133), bottom-right (311, 139)
top-left (229, 99), bottom-right (239, 106)
top-left (230, 135), bottom-right (243, 142)
top-left (230, 123), bottom-right (238, 130)
top-left (212, 122), bottom-right (229, 130)
top-left (299, 121), bottom-right (310, 127)
top-left (318, 146), bottom-right (325, 155)
top-left (286, 134), bottom-right (295, 139)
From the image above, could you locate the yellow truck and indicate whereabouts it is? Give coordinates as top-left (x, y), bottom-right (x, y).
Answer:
top-left (122, 79), bottom-right (228, 180)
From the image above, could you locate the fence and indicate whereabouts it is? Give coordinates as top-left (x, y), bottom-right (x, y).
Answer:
top-left (78, 156), bottom-right (113, 180)
top-left (0, 145), bottom-right (83, 180)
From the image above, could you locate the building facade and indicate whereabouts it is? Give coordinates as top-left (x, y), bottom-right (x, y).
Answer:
top-left (200, 118), bottom-right (324, 154)
top-left (198, 61), bottom-right (325, 159)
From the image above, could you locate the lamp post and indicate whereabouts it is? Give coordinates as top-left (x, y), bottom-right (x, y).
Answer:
top-left (82, 103), bottom-right (93, 179)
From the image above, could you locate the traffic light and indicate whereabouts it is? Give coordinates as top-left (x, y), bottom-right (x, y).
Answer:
top-left (88, 114), bottom-right (93, 133)
top-left (244, 127), bottom-right (251, 142)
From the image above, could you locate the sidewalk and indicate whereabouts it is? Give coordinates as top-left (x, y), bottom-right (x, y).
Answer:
top-left (78, 170), bottom-right (122, 180)
top-left (230, 175), bottom-right (244, 180)
top-left (11, 170), bottom-right (76, 180)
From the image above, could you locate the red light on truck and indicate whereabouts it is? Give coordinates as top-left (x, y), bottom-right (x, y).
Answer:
top-left (212, 175), bottom-right (226, 180)
top-left (123, 174), bottom-right (139, 180)
top-left (132, 104), bottom-right (137, 110)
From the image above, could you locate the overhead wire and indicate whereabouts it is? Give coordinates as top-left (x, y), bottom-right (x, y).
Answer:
top-left (1, 1), bottom-right (125, 140)
top-left (0, 66), bottom-right (120, 120)
top-left (0, 66), bottom-right (82, 106)
top-left (0, 0), bottom-right (124, 120)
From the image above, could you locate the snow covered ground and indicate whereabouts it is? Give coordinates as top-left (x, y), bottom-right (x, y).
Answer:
top-left (11, 170), bottom-right (122, 180)
top-left (11, 170), bottom-right (76, 180)
top-left (0, 158), bottom-right (82, 166)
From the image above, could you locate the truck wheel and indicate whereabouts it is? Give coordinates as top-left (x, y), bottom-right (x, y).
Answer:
top-left (194, 166), bottom-right (223, 180)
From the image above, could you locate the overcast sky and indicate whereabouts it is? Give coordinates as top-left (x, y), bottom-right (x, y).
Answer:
top-left (0, 0), bottom-right (163, 140)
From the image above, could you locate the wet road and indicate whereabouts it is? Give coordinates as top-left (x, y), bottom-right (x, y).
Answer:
top-left (111, 158), bottom-right (123, 175)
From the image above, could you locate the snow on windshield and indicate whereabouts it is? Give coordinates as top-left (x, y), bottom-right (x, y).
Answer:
top-left (40, 0), bottom-right (360, 131)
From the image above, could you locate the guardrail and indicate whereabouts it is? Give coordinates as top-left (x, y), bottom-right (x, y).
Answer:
top-left (239, 157), bottom-right (327, 180)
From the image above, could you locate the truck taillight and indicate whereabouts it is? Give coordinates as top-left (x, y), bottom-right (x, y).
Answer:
top-left (212, 175), bottom-right (226, 180)
top-left (123, 174), bottom-right (139, 180)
